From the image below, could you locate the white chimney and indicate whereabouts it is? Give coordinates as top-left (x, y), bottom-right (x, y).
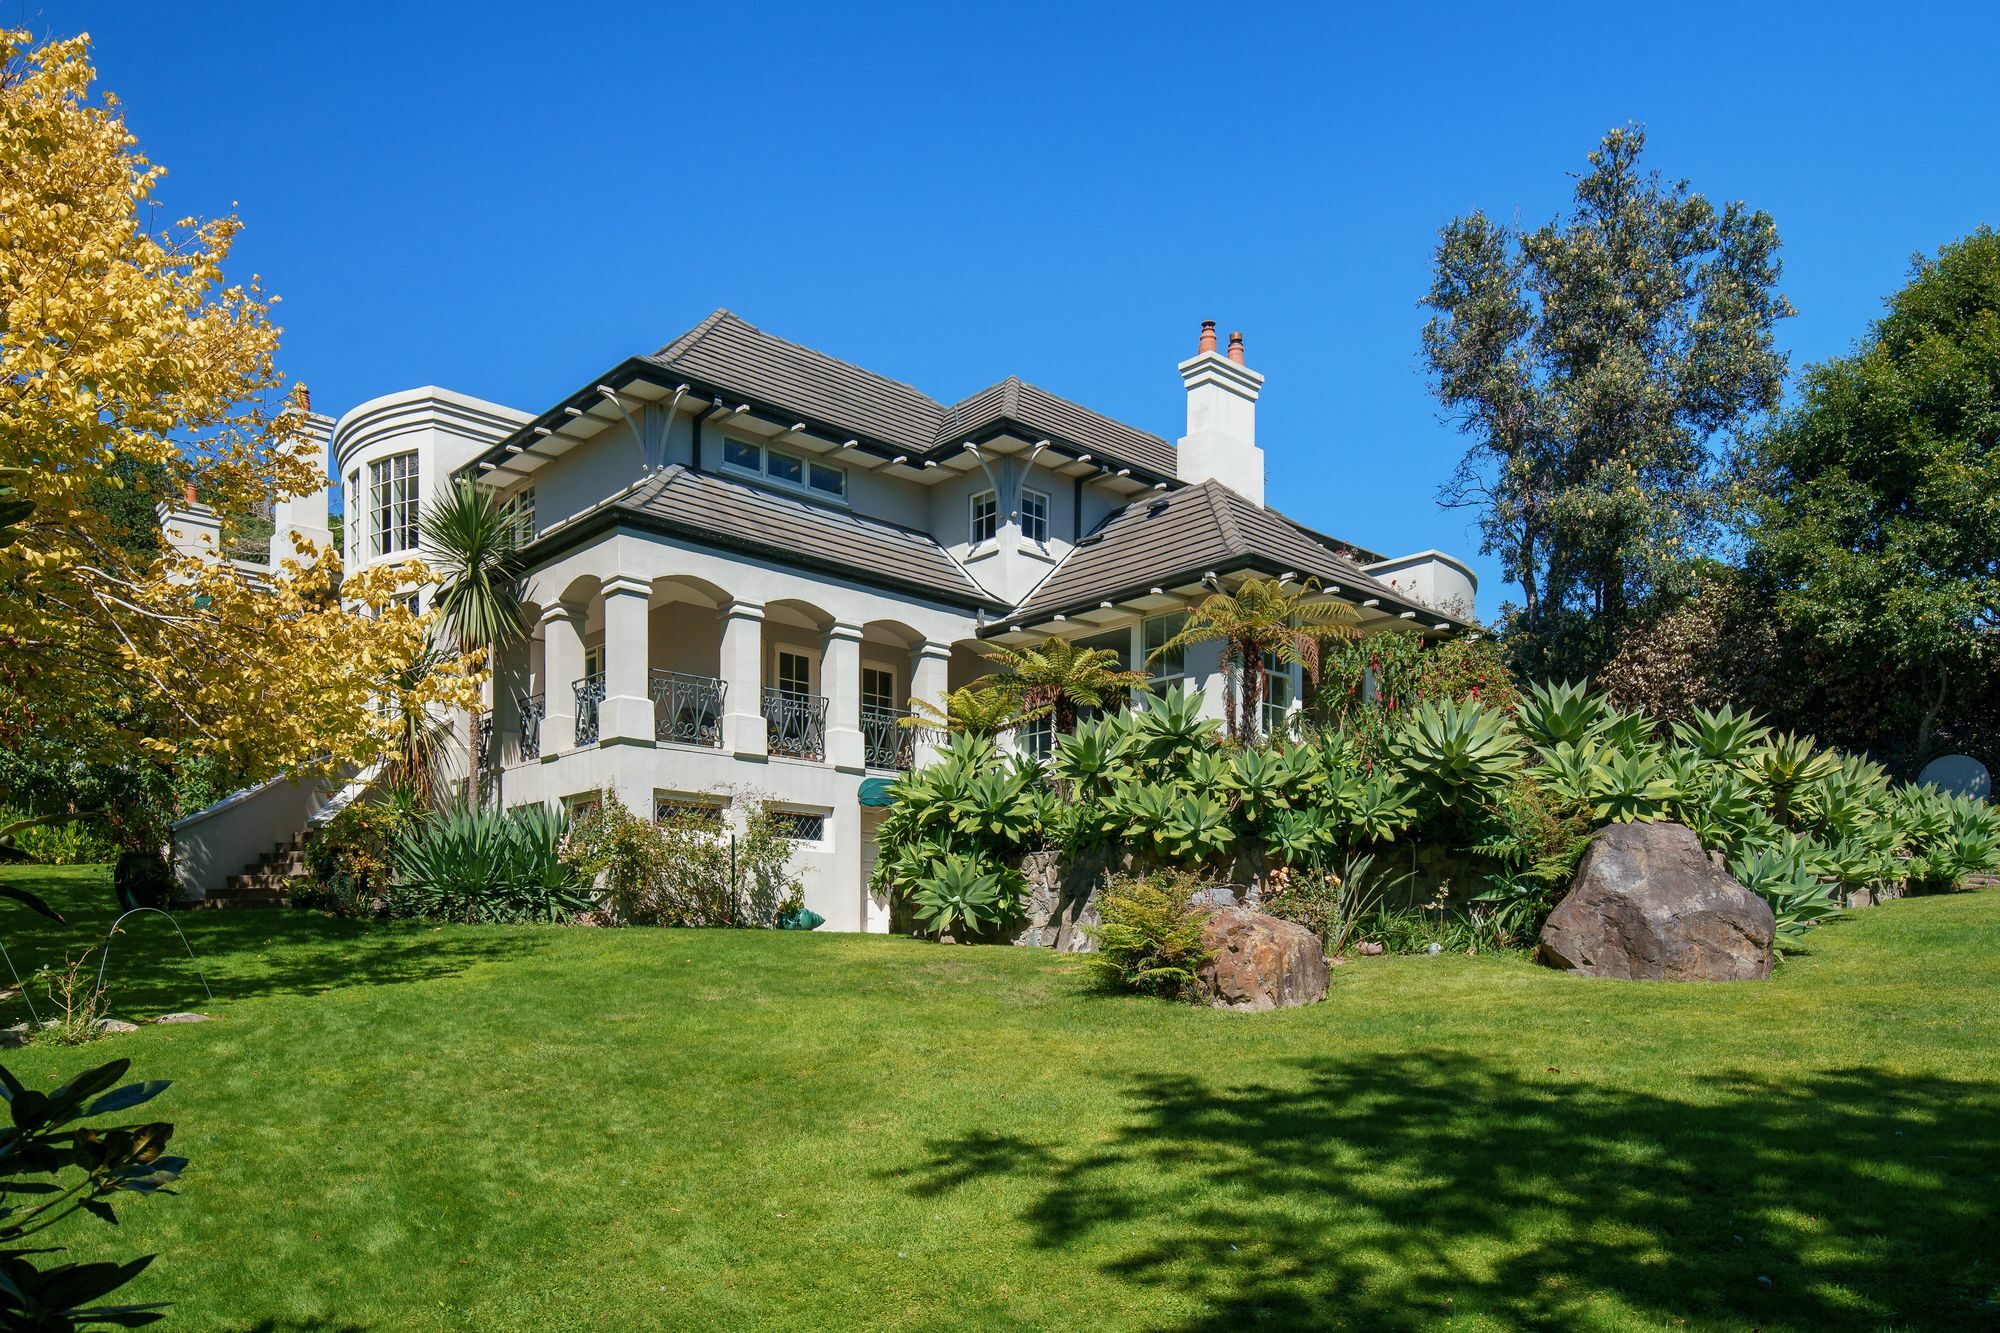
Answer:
top-left (157, 482), bottom-right (222, 564)
top-left (1175, 321), bottom-right (1265, 506)
top-left (271, 386), bottom-right (336, 569)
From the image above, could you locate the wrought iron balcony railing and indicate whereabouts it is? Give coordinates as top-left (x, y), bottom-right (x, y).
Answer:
top-left (573, 674), bottom-right (605, 747)
top-left (763, 687), bottom-right (828, 761)
top-left (518, 693), bottom-right (545, 761)
top-left (652, 670), bottom-right (726, 748)
top-left (861, 705), bottom-right (921, 771)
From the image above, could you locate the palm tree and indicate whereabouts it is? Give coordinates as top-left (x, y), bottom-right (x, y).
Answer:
top-left (419, 479), bottom-right (530, 802)
top-left (902, 684), bottom-right (1045, 739)
top-left (380, 641), bottom-right (460, 807)
top-left (1148, 576), bottom-right (1360, 744)
top-left (982, 637), bottom-right (1148, 736)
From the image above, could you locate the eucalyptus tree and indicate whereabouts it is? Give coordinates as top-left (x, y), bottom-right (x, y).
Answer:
top-left (1421, 124), bottom-right (1792, 676)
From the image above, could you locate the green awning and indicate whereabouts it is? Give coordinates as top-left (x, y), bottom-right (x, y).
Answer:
top-left (858, 777), bottom-right (899, 807)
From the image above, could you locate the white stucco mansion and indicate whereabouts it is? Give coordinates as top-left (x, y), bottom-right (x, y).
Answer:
top-left (172, 313), bottom-right (1474, 929)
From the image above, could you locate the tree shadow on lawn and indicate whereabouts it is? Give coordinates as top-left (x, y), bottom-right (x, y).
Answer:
top-left (0, 875), bottom-right (550, 1021)
top-left (895, 1053), bottom-right (2000, 1330)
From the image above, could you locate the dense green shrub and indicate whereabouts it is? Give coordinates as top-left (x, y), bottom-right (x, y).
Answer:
top-left (1088, 870), bottom-right (1214, 999)
top-left (874, 673), bottom-right (1999, 955)
top-left (389, 803), bottom-right (592, 924)
top-left (0, 808), bottom-right (118, 865)
top-left (564, 791), bottom-right (802, 928)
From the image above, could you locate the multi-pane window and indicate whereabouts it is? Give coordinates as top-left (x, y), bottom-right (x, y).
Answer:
top-left (1020, 489), bottom-right (1050, 543)
top-left (1143, 612), bottom-right (1188, 694)
top-left (507, 485), bottom-right (536, 539)
top-left (1262, 651), bottom-right (1296, 738)
top-left (368, 452), bottom-right (418, 556)
top-left (862, 666), bottom-right (897, 713)
top-left (720, 438), bottom-right (845, 499)
top-left (344, 469), bottom-right (360, 562)
top-left (970, 490), bottom-right (998, 544)
top-left (776, 649), bottom-right (813, 698)
top-left (772, 811), bottom-right (827, 841)
top-left (1019, 713), bottom-right (1052, 763)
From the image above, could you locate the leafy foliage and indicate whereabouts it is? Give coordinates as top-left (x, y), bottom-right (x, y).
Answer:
top-left (1148, 577), bottom-right (1360, 743)
top-left (1088, 871), bottom-right (1214, 999)
top-left (563, 791), bottom-right (802, 928)
top-left (1743, 227), bottom-right (2000, 765)
top-left (907, 854), bottom-right (1022, 940)
top-left (981, 638), bottom-right (1147, 736)
top-left (1422, 124), bottom-right (1791, 679)
top-left (0, 1056), bottom-right (186, 1328)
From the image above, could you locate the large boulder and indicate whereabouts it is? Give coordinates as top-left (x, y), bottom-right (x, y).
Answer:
top-left (1538, 821), bottom-right (1775, 981)
top-left (1196, 906), bottom-right (1330, 1011)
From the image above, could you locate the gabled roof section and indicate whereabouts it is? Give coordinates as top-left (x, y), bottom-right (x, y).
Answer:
top-left (540, 465), bottom-right (1000, 611)
top-left (647, 310), bottom-right (945, 454)
top-left (1006, 479), bottom-right (1456, 628)
top-left (936, 377), bottom-right (1174, 474)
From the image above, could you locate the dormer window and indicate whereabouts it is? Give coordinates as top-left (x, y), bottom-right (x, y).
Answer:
top-left (720, 437), bottom-right (845, 500)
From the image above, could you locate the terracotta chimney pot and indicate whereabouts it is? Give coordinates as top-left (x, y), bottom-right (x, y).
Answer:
top-left (1227, 331), bottom-right (1246, 365)
top-left (1198, 320), bottom-right (1217, 355)
top-left (182, 481), bottom-right (197, 506)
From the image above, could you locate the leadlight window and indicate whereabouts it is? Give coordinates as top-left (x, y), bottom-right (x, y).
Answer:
top-left (772, 811), bottom-right (827, 841)
top-left (368, 452), bottom-right (418, 556)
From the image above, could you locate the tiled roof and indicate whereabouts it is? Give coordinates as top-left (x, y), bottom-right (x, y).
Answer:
top-left (647, 311), bottom-right (1174, 478)
top-left (1008, 479), bottom-right (1429, 625)
top-left (597, 465), bottom-right (996, 609)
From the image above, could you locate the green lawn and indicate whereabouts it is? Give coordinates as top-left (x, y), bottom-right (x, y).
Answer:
top-left (0, 866), bottom-right (1995, 1330)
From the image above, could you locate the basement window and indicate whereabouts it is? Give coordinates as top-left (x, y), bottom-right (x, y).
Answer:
top-left (771, 810), bottom-right (828, 842)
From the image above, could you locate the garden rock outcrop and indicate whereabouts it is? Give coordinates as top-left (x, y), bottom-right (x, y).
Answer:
top-left (1194, 905), bottom-right (1330, 1011)
top-left (1538, 821), bottom-right (1775, 981)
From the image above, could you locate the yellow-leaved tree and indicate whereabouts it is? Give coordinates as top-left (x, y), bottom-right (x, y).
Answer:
top-left (0, 30), bottom-right (479, 784)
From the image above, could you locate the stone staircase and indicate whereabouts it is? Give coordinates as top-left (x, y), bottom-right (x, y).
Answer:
top-left (180, 832), bottom-right (311, 910)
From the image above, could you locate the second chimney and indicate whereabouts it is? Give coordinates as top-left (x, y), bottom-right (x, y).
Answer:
top-left (1174, 320), bottom-right (1266, 505)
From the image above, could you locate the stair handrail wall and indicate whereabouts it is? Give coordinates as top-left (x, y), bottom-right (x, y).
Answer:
top-left (169, 764), bottom-right (354, 901)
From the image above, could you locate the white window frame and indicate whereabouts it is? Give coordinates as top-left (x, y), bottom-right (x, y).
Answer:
top-left (507, 484), bottom-right (536, 538)
top-left (1020, 488), bottom-right (1050, 544)
top-left (1143, 611), bottom-right (1188, 695)
top-left (368, 451), bottom-right (419, 557)
top-left (1261, 650), bottom-right (1297, 738)
top-left (719, 436), bottom-right (846, 502)
top-left (344, 468), bottom-right (361, 563)
top-left (970, 489), bottom-right (998, 545)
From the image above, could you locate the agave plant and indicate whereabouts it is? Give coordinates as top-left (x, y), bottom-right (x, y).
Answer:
top-left (1671, 704), bottom-right (1773, 766)
top-left (1224, 746), bottom-right (1299, 824)
top-left (1051, 714), bottom-right (1137, 793)
top-left (1731, 844), bottom-right (1842, 946)
top-left (909, 853), bottom-right (1022, 939)
top-left (1516, 679), bottom-right (1610, 747)
top-left (1128, 686), bottom-right (1220, 772)
top-left (1590, 746), bottom-right (1681, 824)
top-left (1748, 732), bottom-right (1841, 828)
top-left (1159, 793), bottom-right (1237, 862)
top-left (1262, 806), bottom-right (1334, 866)
top-left (1389, 699), bottom-right (1525, 809)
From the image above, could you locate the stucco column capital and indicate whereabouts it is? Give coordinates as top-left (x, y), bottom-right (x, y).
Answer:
top-left (601, 574), bottom-right (652, 600)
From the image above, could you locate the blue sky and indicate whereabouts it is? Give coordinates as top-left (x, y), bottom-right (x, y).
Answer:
top-left (37, 1), bottom-right (2000, 619)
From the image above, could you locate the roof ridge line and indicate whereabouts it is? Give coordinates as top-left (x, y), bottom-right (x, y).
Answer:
top-left (1205, 480), bottom-right (1247, 553)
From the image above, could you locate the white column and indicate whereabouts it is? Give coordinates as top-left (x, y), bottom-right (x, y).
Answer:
top-left (824, 621), bottom-right (864, 773)
top-left (599, 575), bottom-right (655, 747)
top-left (911, 641), bottom-right (952, 767)
top-left (541, 602), bottom-right (586, 755)
top-left (720, 599), bottom-right (767, 760)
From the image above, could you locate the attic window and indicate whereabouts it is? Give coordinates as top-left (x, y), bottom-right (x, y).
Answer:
top-left (721, 437), bottom-right (846, 500)
top-left (1146, 497), bottom-right (1171, 517)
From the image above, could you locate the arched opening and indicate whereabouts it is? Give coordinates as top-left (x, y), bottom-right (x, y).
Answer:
top-left (762, 599), bottom-right (835, 760)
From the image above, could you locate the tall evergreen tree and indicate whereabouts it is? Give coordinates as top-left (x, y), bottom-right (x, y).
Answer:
top-left (1421, 125), bottom-right (1792, 675)
top-left (1743, 228), bottom-right (2000, 768)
